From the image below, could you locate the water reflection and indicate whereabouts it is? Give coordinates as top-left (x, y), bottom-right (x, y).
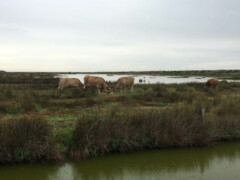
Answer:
top-left (68, 143), bottom-right (240, 180)
top-left (1, 143), bottom-right (240, 180)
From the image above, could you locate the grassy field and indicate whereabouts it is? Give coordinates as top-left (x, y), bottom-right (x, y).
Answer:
top-left (0, 72), bottom-right (240, 164)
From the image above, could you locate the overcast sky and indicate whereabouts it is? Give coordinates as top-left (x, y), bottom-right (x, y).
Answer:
top-left (1, 0), bottom-right (240, 72)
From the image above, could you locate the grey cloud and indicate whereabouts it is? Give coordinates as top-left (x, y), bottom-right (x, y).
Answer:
top-left (0, 0), bottom-right (240, 71)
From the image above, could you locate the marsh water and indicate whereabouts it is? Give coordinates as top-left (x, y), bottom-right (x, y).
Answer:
top-left (57, 74), bottom-right (240, 84)
top-left (1, 143), bottom-right (240, 180)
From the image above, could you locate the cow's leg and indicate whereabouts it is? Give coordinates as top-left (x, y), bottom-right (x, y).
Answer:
top-left (120, 88), bottom-right (123, 93)
top-left (97, 86), bottom-right (101, 94)
top-left (131, 85), bottom-right (134, 92)
top-left (58, 85), bottom-right (62, 91)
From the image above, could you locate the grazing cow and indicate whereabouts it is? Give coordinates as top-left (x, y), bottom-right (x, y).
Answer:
top-left (115, 76), bottom-right (135, 93)
top-left (83, 75), bottom-right (110, 94)
top-left (58, 78), bottom-right (83, 90)
top-left (206, 78), bottom-right (218, 88)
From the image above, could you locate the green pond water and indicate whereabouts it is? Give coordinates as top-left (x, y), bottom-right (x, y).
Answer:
top-left (1, 143), bottom-right (240, 180)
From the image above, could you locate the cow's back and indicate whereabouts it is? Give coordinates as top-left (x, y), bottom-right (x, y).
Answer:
top-left (206, 78), bottom-right (218, 87)
top-left (58, 78), bottom-right (82, 90)
top-left (84, 75), bottom-right (106, 87)
top-left (117, 76), bottom-right (134, 86)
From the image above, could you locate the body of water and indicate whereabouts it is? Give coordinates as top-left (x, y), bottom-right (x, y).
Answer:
top-left (57, 74), bottom-right (240, 84)
top-left (1, 143), bottom-right (240, 180)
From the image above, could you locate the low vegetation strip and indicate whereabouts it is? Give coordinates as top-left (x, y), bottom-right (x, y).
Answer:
top-left (0, 106), bottom-right (240, 164)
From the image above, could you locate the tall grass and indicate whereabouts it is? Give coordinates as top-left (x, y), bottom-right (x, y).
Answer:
top-left (0, 116), bottom-right (62, 164)
top-left (216, 95), bottom-right (240, 117)
top-left (69, 105), bottom-right (240, 159)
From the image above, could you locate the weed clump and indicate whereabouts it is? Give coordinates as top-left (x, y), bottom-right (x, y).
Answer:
top-left (216, 96), bottom-right (240, 117)
top-left (19, 93), bottom-right (36, 112)
top-left (0, 116), bottom-right (62, 164)
top-left (152, 84), bottom-right (168, 97)
top-left (71, 88), bottom-right (97, 98)
top-left (0, 102), bottom-right (20, 114)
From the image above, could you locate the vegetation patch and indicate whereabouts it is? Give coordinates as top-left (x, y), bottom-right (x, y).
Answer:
top-left (69, 105), bottom-right (240, 159)
top-left (0, 116), bottom-right (62, 164)
top-left (1, 72), bottom-right (240, 164)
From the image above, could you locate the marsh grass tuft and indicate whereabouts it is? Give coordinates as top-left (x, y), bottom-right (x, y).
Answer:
top-left (0, 116), bottom-right (62, 164)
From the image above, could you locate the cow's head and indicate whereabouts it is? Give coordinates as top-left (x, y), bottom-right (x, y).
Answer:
top-left (114, 82), bottom-right (122, 92)
top-left (205, 81), bottom-right (210, 87)
top-left (105, 86), bottom-right (111, 94)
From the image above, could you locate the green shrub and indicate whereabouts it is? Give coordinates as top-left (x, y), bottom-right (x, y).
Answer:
top-left (54, 129), bottom-right (74, 152)
top-left (70, 114), bottom-right (110, 159)
top-left (0, 116), bottom-right (62, 164)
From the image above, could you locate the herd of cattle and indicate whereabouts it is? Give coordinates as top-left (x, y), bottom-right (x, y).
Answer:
top-left (57, 75), bottom-right (135, 93)
top-left (57, 75), bottom-right (218, 93)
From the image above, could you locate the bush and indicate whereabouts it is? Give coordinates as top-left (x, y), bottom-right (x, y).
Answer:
top-left (0, 116), bottom-right (62, 164)
top-left (70, 114), bottom-right (110, 158)
top-left (69, 105), bottom-right (216, 159)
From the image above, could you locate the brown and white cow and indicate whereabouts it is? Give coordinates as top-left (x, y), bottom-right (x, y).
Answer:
top-left (58, 78), bottom-right (83, 90)
top-left (115, 76), bottom-right (135, 93)
top-left (205, 78), bottom-right (218, 88)
top-left (83, 75), bottom-right (110, 94)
